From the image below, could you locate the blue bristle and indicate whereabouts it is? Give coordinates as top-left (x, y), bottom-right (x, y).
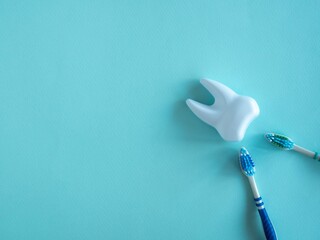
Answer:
top-left (265, 133), bottom-right (294, 150)
top-left (239, 147), bottom-right (255, 176)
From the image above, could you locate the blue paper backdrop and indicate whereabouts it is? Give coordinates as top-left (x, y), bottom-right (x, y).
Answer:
top-left (1, 1), bottom-right (320, 239)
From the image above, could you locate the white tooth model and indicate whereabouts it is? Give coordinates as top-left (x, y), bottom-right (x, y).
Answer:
top-left (186, 79), bottom-right (260, 141)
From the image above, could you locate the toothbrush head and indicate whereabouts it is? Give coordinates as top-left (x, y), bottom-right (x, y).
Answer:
top-left (265, 133), bottom-right (294, 150)
top-left (239, 147), bottom-right (255, 177)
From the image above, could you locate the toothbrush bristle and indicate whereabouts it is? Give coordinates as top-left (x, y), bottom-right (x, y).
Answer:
top-left (239, 147), bottom-right (255, 177)
top-left (265, 133), bottom-right (294, 150)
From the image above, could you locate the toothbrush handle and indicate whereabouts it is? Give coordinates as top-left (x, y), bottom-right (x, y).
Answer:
top-left (254, 197), bottom-right (277, 240)
top-left (258, 207), bottom-right (277, 240)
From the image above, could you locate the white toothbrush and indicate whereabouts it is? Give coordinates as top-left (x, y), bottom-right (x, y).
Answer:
top-left (265, 132), bottom-right (320, 161)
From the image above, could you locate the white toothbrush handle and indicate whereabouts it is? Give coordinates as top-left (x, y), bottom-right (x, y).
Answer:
top-left (294, 145), bottom-right (320, 160)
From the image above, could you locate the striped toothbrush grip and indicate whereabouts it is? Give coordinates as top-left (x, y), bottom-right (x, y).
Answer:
top-left (254, 197), bottom-right (277, 240)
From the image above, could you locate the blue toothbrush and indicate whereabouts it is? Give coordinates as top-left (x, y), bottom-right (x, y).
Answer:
top-left (265, 132), bottom-right (320, 161)
top-left (239, 147), bottom-right (277, 240)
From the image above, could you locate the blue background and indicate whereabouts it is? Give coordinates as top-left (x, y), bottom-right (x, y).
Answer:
top-left (1, 1), bottom-right (320, 239)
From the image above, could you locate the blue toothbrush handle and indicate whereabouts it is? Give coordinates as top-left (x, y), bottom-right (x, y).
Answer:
top-left (255, 197), bottom-right (277, 240)
top-left (258, 207), bottom-right (277, 240)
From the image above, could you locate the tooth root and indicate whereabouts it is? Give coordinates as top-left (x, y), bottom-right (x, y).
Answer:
top-left (200, 79), bottom-right (236, 107)
top-left (186, 99), bottom-right (219, 126)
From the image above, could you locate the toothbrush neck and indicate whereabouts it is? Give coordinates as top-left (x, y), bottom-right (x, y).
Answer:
top-left (248, 176), bottom-right (260, 199)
